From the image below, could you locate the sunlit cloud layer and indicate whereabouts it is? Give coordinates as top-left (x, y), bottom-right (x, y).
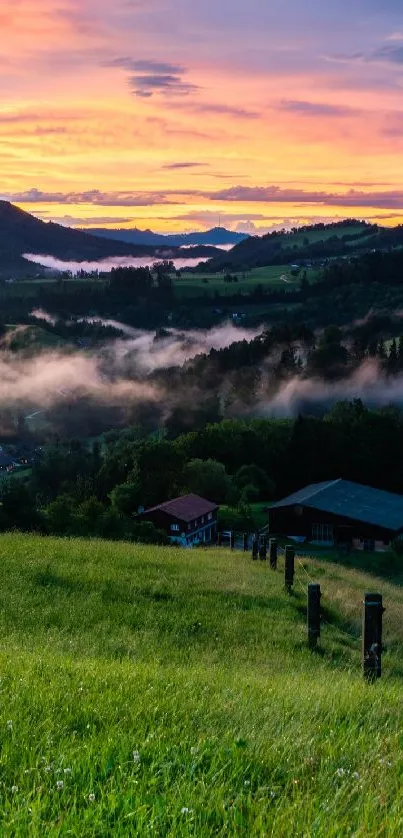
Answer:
top-left (1, 0), bottom-right (403, 232)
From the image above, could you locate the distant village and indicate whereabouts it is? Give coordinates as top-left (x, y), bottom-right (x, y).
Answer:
top-left (0, 443), bottom-right (42, 477)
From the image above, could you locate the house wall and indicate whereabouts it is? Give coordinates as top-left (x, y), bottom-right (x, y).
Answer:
top-left (270, 504), bottom-right (394, 546)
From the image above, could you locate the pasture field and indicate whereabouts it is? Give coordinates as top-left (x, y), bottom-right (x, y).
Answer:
top-left (280, 223), bottom-right (368, 248)
top-left (0, 533), bottom-right (402, 835)
top-left (174, 265), bottom-right (314, 299)
top-left (0, 264), bottom-right (319, 304)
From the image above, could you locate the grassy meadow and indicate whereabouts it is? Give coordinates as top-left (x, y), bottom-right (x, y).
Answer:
top-left (174, 266), bottom-right (313, 299)
top-left (0, 533), bottom-right (402, 835)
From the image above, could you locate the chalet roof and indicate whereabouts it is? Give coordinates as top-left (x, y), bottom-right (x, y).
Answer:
top-left (271, 479), bottom-right (403, 533)
top-left (144, 493), bottom-right (218, 524)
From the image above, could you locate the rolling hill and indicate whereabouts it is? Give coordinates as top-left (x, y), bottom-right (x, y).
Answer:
top-left (0, 532), bottom-right (402, 834)
top-left (201, 219), bottom-right (400, 272)
top-left (0, 203), bottom-right (219, 277)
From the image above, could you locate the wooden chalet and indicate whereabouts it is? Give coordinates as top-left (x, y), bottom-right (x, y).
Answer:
top-left (141, 494), bottom-right (219, 546)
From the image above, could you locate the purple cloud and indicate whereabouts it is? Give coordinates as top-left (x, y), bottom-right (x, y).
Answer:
top-left (372, 44), bottom-right (403, 64)
top-left (107, 56), bottom-right (199, 97)
top-left (278, 100), bottom-right (359, 117)
top-left (208, 185), bottom-right (403, 210)
top-left (3, 188), bottom-right (182, 207)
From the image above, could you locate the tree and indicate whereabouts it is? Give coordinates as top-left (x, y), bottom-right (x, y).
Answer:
top-left (241, 483), bottom-right (259, 503)
top-left (137, 440), bottom-right (186, 507)
top-left (73, 497), bottom-right (106, 537)
top-left (0, 481), bottom-right (42, 532)
top-left (45, 494), bottom-right (76, 535)
top-left (109, 481), bottom-right (142, 516)
top-left (388, 339), bottom-right (399, 373)
top-left (131, 521), bottom-right (169, 545)
top-left (234, 465), bottom-right (275, 499)
top-left (183, 458), bottom-right (232, 504)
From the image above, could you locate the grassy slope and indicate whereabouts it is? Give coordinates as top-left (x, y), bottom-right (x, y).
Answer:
top-left (0, 533), bottom-right (402, 836)
top-left (175, 265), bottom-right (323, 299)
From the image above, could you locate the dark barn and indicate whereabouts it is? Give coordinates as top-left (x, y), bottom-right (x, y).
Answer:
top-left (141, 494), bottom-right (219, 547)
top-left (270, 479), bottom-right (403, 552)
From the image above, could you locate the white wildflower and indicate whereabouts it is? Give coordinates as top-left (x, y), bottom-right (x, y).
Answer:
top-left (353, 772), bottom-right (360, 780)
top-left (88, 793), bottom-right (96, 803)
top-left (56, 780), bottom-right (64, 791)
top-left (7, 721), bottom-right (13, 731)
top-left (181, 807), bottom-right (193, 814)
top-left (133, 751), bottom-right (141, 764)
top-left (64, 768), bottom-right (72, 775)
top-left (335, 768), bottom-right (346, 777)
top-left (244, 780), bottom-right (251, 786)
top-left (11, 785), bottom-right (18, 794)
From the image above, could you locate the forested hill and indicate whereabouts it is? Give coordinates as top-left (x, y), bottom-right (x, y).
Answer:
top-left (201, 219), bottom-right (403, 272)
top-left (0, 202), bottom-right (219, 276)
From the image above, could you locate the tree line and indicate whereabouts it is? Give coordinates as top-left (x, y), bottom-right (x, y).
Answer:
top-left (4, 400), bottom-right (403, 541)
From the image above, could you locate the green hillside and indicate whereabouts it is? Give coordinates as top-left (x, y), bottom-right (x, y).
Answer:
top-left (0, 533), bottom-right (402, 835)
top-left (202, 219), bottom-right (403, 273)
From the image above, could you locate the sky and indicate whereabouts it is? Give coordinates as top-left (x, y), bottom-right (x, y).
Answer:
top-left (2, 0), bottom-right (403, 233)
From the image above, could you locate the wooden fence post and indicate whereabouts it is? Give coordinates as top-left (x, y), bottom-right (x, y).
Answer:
top-left (285, 546), bottom-right (295, 593)
top-left (243, 533), bottom-right (248, 552)
top-left (362, 593), bottom-right (384, 680)
top-left (269, 538), bottom-right (278, 570)
top-left (307, 584), bottom-right (321, 648)
top-left (252, 537), bottom-right (259, 561)
top-left (259, 536), bottom-right (267, 561)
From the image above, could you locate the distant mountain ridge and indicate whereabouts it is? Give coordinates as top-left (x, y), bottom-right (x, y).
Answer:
top-left (85, 226), bottom-right (248, 247)
top-left (0, 202), bottom-right (220, 276)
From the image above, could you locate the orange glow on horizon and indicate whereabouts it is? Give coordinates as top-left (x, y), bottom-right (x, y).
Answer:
top-left (2, 0), bottom-right (403, 233)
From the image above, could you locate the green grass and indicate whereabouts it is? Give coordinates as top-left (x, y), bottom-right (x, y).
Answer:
top-left (219, 502), bottom-right (270, 530)
top-left (174, 266), bottom-right (318, 299)
top-left (281, 224), bottom-right (367, 248)
top-left (0, 532), bottom-right (402, 835)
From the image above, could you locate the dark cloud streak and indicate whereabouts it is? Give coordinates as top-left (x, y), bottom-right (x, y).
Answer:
top-left (107, 56), bottom-right (199, 97)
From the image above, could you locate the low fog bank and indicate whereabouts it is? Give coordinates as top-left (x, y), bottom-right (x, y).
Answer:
top-left (258, 360), bottom-right (403, 417)
top-left (96, 321), bottom-right (264, 373)
top-left (5, 315), bottom-right (403, 438)
top-left (23, 253), bottom-right (210, 274)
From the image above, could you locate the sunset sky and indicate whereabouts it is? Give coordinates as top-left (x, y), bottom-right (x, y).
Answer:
top-left (2, 0), bottom-right (403, 232)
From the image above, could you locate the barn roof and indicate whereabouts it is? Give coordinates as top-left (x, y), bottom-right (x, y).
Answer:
top-left (144, 494), bottom-right (218, 524)
top-left (272, 479), bottom-right (403, 532)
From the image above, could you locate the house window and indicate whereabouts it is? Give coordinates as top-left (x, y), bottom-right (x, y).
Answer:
top-left (201, 516), bottom-right (205, 524)
top-left (208, 512), bottom-right (213, 521)
top-left (312, 524), bottom-right (334, 544)
top-left (171, 524), bottom-right (180, 532)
